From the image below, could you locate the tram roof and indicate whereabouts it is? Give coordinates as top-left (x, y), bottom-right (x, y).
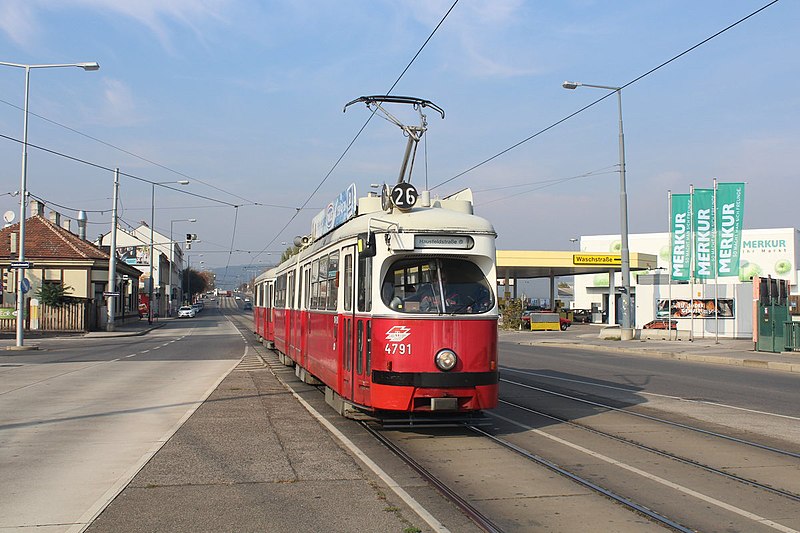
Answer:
top-left (496, 250), bottom-right (657, 280)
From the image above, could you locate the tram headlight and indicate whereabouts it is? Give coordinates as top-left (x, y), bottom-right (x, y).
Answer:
top-left (435, 349), bottom-right (458, 371)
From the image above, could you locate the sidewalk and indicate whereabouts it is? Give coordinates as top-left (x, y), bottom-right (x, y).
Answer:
top-left (500, 325), bottom-right (800, 374)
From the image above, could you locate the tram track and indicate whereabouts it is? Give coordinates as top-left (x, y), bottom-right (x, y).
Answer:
top-left (493, 370), bottom-right (800, 532)
top-left (465, 424), bottom-right (693, 533)
top-left (498, 393), bottom-right (800, 503)
top-left (231, 309), bottom-right (800, 531)
top-left (501, 371), bottom-right (800, 460)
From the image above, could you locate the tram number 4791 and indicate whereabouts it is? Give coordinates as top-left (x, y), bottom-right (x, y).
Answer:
top-left (385, 343), bottom-right (412, 355)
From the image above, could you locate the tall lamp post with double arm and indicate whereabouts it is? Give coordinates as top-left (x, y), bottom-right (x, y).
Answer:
top-left (562, 80), bottom-right (633, 340)
top-left (0, 60), bottom-right (99, 349)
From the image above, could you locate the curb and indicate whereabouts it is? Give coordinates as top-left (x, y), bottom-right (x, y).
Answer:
top-left (83, 323), bottom-right (166, 338)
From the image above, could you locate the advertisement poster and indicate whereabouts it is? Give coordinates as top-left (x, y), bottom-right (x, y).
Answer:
top-left (657, 298), bottom-right (735, 318)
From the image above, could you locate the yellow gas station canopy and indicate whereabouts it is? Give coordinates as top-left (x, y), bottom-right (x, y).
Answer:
top-left (497, 250), bottom-right (658, 280)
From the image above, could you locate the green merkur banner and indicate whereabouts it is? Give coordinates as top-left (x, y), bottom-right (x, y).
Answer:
top-left (693, 189), bottom-right (714, 279)
top-left (715, 182), bottom-right (745, 277)
top-left (670, 194), bottom-right (691, 280)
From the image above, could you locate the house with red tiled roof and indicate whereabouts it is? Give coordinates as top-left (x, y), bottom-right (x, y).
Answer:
top-left (1, 201), bottom-right (141, 332)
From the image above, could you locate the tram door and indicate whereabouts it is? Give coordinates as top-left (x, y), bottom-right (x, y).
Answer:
top-left (351, 250), bottom-right (372, 407)
top-left (342, 249), bottom-right (356, 400)
top-left (287, 271), bottom-right (301, 361)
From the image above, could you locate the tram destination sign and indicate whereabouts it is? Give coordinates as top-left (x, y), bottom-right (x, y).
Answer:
top-left (414, 235), bottom-right (474, 250)
top-left (572, 254), bottom-right (621, 266)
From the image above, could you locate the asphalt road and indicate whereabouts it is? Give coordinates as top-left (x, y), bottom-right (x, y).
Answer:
top-left (499, 334), bottom-right (800, 449)
top-left (0, 303), bottom-right (243, 532)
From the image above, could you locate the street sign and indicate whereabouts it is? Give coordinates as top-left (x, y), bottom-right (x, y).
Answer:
top-left (20, 278), bottom-right (31, 294)
top-left (10, 261), bottom-right (33, 269)
top-left (103, 291), bottom-right (120, 297)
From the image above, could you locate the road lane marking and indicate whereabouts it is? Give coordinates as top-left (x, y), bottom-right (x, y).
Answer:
top-left (491, 412), bottom-right (798, 533)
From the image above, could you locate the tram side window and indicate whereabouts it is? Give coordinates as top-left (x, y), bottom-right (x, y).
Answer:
top-left (311, 259), bottom-right (320, 309)
top-left (327, 251), bottom-right (339, 310)
top-left (275, 274), bottom-right (286, 308)
top-left (358, 256), bottom-right (372, 312)
top-left (287, 271), bottom-right (296, 310)
top-left (344, 254), bottom-right (353, 311)
top-left (318, 255), bottom-right (329, 310)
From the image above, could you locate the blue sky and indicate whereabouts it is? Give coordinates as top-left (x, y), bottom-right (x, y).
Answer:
top-left (0, 1), bottom-right (796, 288)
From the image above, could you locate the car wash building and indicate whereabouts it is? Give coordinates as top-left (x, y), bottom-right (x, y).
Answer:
top-left (572, 228), bottom-right (800, 339)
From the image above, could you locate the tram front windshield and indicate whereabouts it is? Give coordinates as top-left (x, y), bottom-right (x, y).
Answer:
top-left (381, 258), bottom-right (494, 314)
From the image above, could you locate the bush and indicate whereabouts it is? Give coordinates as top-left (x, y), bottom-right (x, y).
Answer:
top-left (499, 298), bottom-right (524, 330)
top-left (35, 283), bottom-right (79, 307)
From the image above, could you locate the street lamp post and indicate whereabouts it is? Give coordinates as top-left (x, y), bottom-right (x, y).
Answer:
top-left (563, 80), bottom-right (633, 339)
top-left (148, 180), bottom-right (189, 324)
top-left (0, 60), bottom-right (99, 348)
top-left (168, 218), bottom-right (196, 316)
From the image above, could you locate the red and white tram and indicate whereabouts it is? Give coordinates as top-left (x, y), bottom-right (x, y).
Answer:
top-left (252, 96), bottom-right (498, 422)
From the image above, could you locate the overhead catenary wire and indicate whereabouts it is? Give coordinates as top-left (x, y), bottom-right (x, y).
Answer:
top-left (431, 0), bottom-right (780, 193)
top-left (475, 167), bottom-right (620, 207)
top-left (248, 0), bottom-right (461, 268)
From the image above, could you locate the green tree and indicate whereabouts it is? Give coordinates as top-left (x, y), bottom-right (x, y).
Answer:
top-left (35, 283), bottom-right (78, 307)
top-left (280, 245), bottom-right (300, 263)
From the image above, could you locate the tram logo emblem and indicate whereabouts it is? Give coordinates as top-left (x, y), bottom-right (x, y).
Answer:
top-left (385, 326), bottom-right (411, 342)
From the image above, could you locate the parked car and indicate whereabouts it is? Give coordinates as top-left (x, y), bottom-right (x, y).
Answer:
top-left (242, 302), bottom-right (252, 311)
top-left (520, 310), bottom-right (571, 331)
top-left (178, 305), bottom-right (196, 318)
top-left (643, 319), bottom-right (677, 330)
top-left (571, 309), bottom-right (592, 323)
top-left (191, 303), bottom-right (202, 314)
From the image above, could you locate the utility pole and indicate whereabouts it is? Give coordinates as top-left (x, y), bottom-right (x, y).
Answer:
top-left (106, 168), bottom-right (119, 331)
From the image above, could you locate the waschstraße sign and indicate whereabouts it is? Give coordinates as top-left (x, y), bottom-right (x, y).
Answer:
top-left (573, 254), bottom-right (621, 266)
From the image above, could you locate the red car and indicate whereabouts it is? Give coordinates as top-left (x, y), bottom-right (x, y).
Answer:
top-left (643, 319), bottom-right (677, 330)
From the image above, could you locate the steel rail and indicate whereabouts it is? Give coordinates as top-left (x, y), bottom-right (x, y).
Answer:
top-left (501, 376), bottom-right (800, 460)
top-left (499, 397), bottom-right (800, 503)
top-left (361, 422), bottom-right (505, 533)
top-left (467, 425), bottom-right (694, 533)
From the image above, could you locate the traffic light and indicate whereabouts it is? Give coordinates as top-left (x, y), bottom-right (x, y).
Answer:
top-left (1, 269), bottom-right (13, 295)
top-left (185, 233), bottom-right (197, 250)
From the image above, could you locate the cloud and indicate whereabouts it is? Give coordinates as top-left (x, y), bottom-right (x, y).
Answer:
top-left (0, 0), bottom-right (230, 51)
top-left (405, 0), bottom-right (540, 78)
top-left (96, 78), bottom-right (142, 126)
top-left (0, 2), bottom-right (40, 48)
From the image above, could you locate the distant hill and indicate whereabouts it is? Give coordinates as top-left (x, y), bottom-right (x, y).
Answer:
top-left (207, 264), bottom-right (274, 291)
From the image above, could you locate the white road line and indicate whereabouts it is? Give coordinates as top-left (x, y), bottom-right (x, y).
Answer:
top-left (502, 367), bottom-right (800, 421)
top-left (284, 382), bottom-right (450, 533)
top-left (491, 412), bottom-right (799, 533)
